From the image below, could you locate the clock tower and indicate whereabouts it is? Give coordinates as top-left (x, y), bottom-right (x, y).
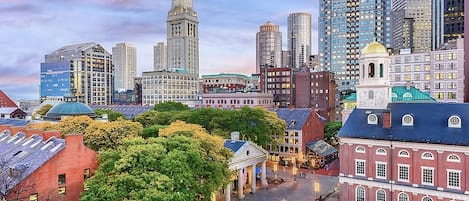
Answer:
top-left (356, 41), bottom-right (392, 109)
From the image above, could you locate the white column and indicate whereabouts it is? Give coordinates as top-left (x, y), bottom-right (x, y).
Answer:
top-left (261, 160), bottom-right (267, 188)
top-left (238, 169), bottom-right (244, 199)
top-left (251, 164), bottom-right (256, 193)
top-left (225, 183), bottom-right (231, 201)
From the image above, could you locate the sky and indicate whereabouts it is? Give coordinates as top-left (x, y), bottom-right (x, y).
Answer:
top-left (0, 0), bottom-right (319, 100)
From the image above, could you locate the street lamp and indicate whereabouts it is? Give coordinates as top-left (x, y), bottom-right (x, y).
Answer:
top-left (292, 157), bottom-right (297, 181)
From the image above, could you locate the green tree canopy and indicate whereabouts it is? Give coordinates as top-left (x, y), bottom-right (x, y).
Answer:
top-left (81, 122), bottom-right (232, 201)
top-left (153, 101), bottom-right (190, 112)
top-left (324, 122), bottom-right (342, 140)
top-left (33, 104), bottom-right (53, 118)
top-left (94, 109), bottom-right (125, 121)
top-left (142, 125), bottom-right (167, 139)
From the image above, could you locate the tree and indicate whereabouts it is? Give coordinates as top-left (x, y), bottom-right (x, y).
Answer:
top-left (81, 123), bottom-right (232, 201)
top-left (153, 101), bottom-right (189, 112)
top-left (94, 109), bottom-right (125, 121)
top-left (324, 122), bottom-right (342, 144)
top-left (84, 118), bottom-right (143, 151)
top-left (33, 104), bottom-right (53, 119)
top-left (142, 125), bottom-right (167, 139)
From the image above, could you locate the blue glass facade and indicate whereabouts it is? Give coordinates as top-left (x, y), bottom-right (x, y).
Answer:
top-left (319, 0), bottom-right (391, 90)
top-left (40, 61), bottom-right (72, 98)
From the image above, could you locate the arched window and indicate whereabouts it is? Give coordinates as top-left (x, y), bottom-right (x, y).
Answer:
top-left (422, 196), bottom-right (433, 201)
top-left (398, 192), bottom-right (409, 201)
top-left (447, 154), bottom-right (460, 162)
top-left (402, 114), bottom-right (414, 126)
top-left (356, 146), bottom-right (365, 153)
top-left (376, 189), bottom-right (386, 201)
top-left (379, 63), bottom-right (384, 78)
top-left (422, 152), bottom-right (434, 160)
top-left (398, 150), bottom-right (410, 157)
top-left (376, 148), bottom-right (386, 155)
top-left (368, 63), bottom-right (375, 78)
top-left (356, 186), bottom-right (365, 201)
top-left (369, 90), bottom-right (374, 99)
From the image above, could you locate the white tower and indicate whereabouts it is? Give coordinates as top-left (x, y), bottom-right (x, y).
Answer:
top-left (112, 43), bottom-right (137, 91)
top-left (356, 41), bottom-right (392, 109)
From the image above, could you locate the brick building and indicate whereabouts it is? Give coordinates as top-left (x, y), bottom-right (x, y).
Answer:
top-left (259, 67), bottom-right (294, 108)
top-left (202, 92), bottom-right (273, 109)
top-left (311, 71), bottom-right (337, 122)
top-left (268, 108), bottom-right (325, 161)
top-left (338, 41), bottom-right (469, 200)
top-left (0, 90), bottom-right (17, 108)
top-left (0, 124), bottom-right (98, 201)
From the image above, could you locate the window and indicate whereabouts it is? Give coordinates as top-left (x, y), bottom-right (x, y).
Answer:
top-left (435, 73), bottom-right (444, 80)
top-left (379, 64), bottom-right (383, 78)
top-left (422, 152), bottom-right (434, 160)
top-left (84, 168), bottom-right (91, 180)
top-left (369, 63), bottom-right (375, 78)
top-left (58, 186), bottom-right (66, 197)
top-left (447, 72), bottom-right (457, 79)
top-left (398, 150), bottom-right (409, 157)
top-left (356, 186), bottom-right (365, 201)
top-left (448, 92), bottom-right (457, 99)
top-left (355, 160), bottom-right (365, 176)
top-left (398, 164), bottom-right (409, 182)
top-left (448, 115), bottom-right (461, 128)
top-left (369, 90), bottom-right (374, 99)
top-left (29, 193), bottom-right (38, 201)
top-left (376, 148), bottom-right (386, 155)
top-left (376, 162), bottom-right (386, 179)
top-left (355, 146), bottom-right (365, 153)
top-left (376, 189), bottom-right (386, 201)
top-left (402, 115), bottom-right (414, 126)
top-left (58, 174), bottom-right (66, 185)
top-left (398, 192), bottom-right (409, 201)
top-left (421, 167), bottom-right (434, 186)
top-left (447, 154), bottom-right (460, 162)
top-left (447, 170), bottom-right (461, 189)
top-left (435, 92), bottom-right (444, 99)
top-left (422, 196), bottom-right (433, 201)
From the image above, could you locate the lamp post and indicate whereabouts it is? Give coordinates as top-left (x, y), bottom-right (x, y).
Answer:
top-left (292, 157), bottom-right (297, 181)
top-left (273, 154), bottom-right (279, 183)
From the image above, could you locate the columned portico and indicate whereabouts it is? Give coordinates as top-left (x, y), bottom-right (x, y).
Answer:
top-left (223, 134), bottom-right (269, 201)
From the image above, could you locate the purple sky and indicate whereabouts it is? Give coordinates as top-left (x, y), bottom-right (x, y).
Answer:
top-left (0, 0), bottom-right (318, 100)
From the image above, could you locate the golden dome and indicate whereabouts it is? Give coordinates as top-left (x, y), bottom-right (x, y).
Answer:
top-left (362, 41), bottom-right (387, 54)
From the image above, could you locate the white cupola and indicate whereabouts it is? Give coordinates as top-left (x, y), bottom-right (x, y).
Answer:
top-left (356, 40), bottom-right (392, 109)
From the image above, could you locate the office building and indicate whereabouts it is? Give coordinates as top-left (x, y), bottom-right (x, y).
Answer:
top-left (40, 43), bottom-right (113, 105)
top-left (256, 21), bottom-right (282, 73)
top-left (465, 1), bottom-right (469, 102)
top-left (259, 67), bottom-right (294, 108)
top-left (153, 42), bottom-right (167, 70)
top-left (311, 71), bottom-right (338, 122)
top-left (392, 0), bottom-right (432, 53)
top-left (112, 43), bottom-right (136, 91)
top-left (281, 50), bottom-right (290, 68)
top-left (167, 0), bottom-right (199, 75)
top-left (202, 92), bottom-right (273, 109)
top-left (288, 13), bottom-right (311, 69)
top-left (390, 52), bottom-right (432, 93)
top-left (141, 70), bottom-right (199, 106)
top-left (444, 0), bottom-right (464, 42)
top-left (432, 0), bottom-right (445, 50)
top-left (319, 0), bottom-right (391, 90)
top-left (201, 73), bottom-right (258, 93)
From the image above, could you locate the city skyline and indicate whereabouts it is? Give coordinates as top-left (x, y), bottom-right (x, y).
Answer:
top-left (0, 0), bottom-right (318, 99)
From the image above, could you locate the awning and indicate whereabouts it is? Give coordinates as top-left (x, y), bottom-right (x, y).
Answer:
top-left (306, 140), bottom-right (338, 157)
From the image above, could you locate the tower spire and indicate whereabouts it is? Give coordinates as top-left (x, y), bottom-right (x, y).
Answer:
top-left (172, 0), bottom-right (193, 8)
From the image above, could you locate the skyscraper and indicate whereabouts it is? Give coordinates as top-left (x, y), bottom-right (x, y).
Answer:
top-left (153, 42), bottom-right (167, 70)
top-left (464, 1), bottom-right (468, 102)
top-left (167, 0), bottom-right (199, 75)
top-left (319, 0), bottom-right (391, 90)
top-left (391, 0), bottom-right (432, 53)
top-left (432, 0), bottom-right (445, 50)
top-left (444, 0), bottom-right (464, 42)
top-left (256, 21), bottom-right (282, 73)
top-left (288, 13), bottom-right (311, 69)
top-left (112, 43), bottom-right (137, 91)
top-left (40, 43), bottom-right (113, 105)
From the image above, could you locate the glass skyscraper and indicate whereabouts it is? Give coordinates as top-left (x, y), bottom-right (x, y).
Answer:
top-left (256, 21), bottom-right (282, 73)
top-left (288, 13), bottom-right (312, 69)
top-left (319, 0), bottom-right (391, 90)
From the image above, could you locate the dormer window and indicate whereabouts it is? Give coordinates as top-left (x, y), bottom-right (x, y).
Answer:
top-left (448, 115), bottom-right (461, 128)
top-left (368, 114), bottom-right (378, 125)
top-left (402, 114), bottom-right (414, 126)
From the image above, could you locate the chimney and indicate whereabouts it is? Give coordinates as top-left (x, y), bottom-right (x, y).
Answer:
top-left (230, 131), bottom-right (240, 143)
top-left (382, 110), bottom-right (391, 129)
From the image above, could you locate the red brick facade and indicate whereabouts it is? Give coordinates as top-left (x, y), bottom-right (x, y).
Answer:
top-left (3, 126), bottom-right (98, 201)
top-left (339, 138), bottom-right (469, 201)
top-left (0, 90), bottom-right (18, 108)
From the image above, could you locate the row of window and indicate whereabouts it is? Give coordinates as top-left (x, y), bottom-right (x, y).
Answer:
top-left (355, 187), bottom-right (434, 201)
top-left (355, 160), bottom-right (462, 189)
top-left (355, 146), bottom-right (462, 162)
top-left (367, 113), bottom-right (462, 128)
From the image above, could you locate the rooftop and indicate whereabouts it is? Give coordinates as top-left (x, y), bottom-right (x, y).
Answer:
top-left (362, 41), bottom-right (387, 55)
top-left (342, 86), bottom-right (436, 103)
top-left (45, 102), bottom-right (96, 120)
top-left (273, 108), bottom-right (313, 130)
